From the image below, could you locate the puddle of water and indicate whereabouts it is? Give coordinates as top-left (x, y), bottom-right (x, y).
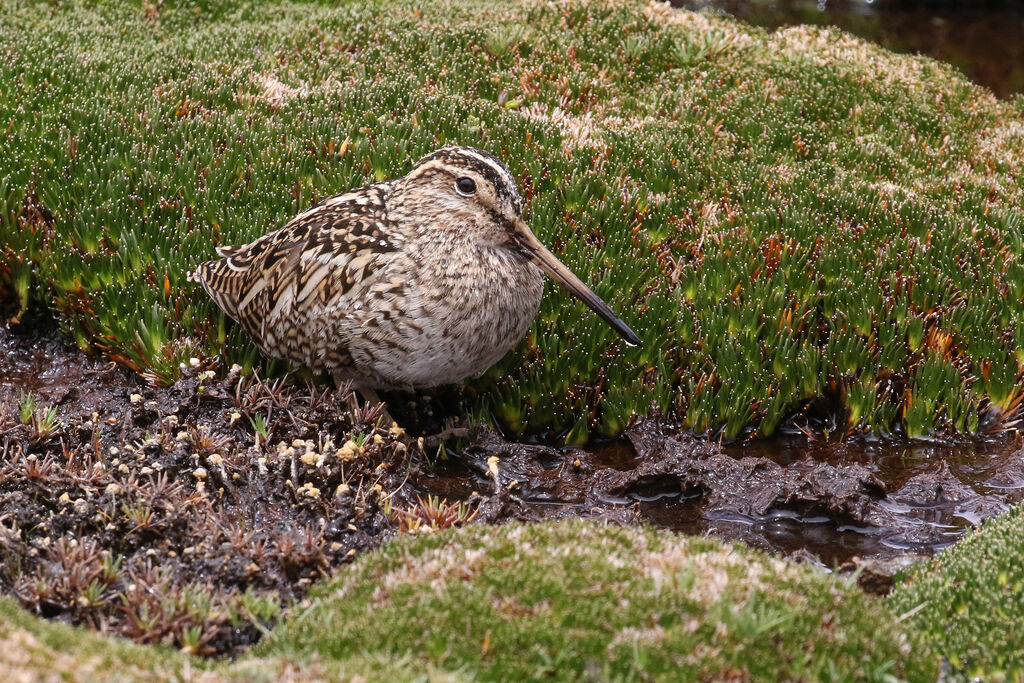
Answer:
top-left (411, 426), bottom-right (1024, 568)
top-left (645, 500), bottom-right (902, 566)
top-left (725, 435), bottom-right (1024, 495)
top-left (588, 439), bottom-right (641, 471)
top-left (677, 0), bottom-right (1024, 98)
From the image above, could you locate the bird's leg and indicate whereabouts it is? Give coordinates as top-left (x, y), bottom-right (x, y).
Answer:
top-left (420, 424), bottom-right (470, 449)
top-left (418, 382), bottom-right (470, 446)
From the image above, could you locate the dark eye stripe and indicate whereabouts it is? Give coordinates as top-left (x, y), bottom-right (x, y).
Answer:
top-left (460, 156), bottom-right (516, 207)
top-left (411, 147), bottom-right (524, 215)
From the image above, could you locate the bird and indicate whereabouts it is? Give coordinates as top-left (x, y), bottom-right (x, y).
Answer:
top-left (191, 146), bottom-right (640, 418)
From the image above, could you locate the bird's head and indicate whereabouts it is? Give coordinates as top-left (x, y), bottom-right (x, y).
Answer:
top-left (400, 146), bottom-right (640, 346)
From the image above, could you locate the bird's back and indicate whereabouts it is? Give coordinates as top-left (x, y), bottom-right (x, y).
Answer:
top-left (192, 184), bottom-right (398, 372)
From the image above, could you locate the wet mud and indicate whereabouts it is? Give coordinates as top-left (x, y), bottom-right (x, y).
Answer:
top-left (2, 323), bottom-right (1023, 654)
top-left (416, 421), bottom-right (1024, 579)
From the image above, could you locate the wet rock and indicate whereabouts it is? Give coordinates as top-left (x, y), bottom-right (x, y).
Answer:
top-left (885, 460), bottom-right (1017, 528)
top-left (891, 461), bottom-right (977, 506)
top-left (615, 422), bottom-right (892, 527)
top-left (953, 497), bottom-right (1010, 527)
top-left (985, 451), bottom-right (1024, 491)
top-left (837, 554), bottom-right (922, 596)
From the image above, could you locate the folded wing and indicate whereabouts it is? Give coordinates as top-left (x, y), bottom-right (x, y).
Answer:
top-left (191, 185), bottom-right (398, 367)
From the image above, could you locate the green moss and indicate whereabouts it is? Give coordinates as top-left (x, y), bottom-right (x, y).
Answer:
top-left (0, 596), bottom-right (189, 681)
top-left (1, 521), bottom-right (938, 680)
top-left (257, 520), bottom-right (936, 681)
top-left (2, 0), bottom-right (1024, 439)
top-left (0, 595), bottom-right (436, 680)
top-left (889, 504), bottom-right (1024, 680)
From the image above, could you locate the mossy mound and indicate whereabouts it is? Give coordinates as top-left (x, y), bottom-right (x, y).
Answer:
top-left (257, 520), bottom-right (936, 681)
top-left (0, 594), bottom-right (425, 681)
top-left (0, 521), bottom-right (938, 680)
top-left (3, 0), bottom-right (1024, 440)
top-left (889, 503), bottom-right (1024, 680)
top-left (0, 596), bottom-right (189, 682)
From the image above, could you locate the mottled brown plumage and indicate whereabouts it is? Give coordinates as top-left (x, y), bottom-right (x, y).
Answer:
top-left (192, 146), bottom-right (638, 392)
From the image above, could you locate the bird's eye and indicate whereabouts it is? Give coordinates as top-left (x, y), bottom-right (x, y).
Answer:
top-left (455, 177), bottom-right (477, 196)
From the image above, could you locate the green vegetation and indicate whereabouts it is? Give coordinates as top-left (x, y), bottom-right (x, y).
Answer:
top-left (890, 503), bottom-right (1024, 680)
top-left (0, 596), bottom-right (191, 681)
top-left (257, 520), bottom-right (935, 681)
top-left (3, 0), bottom-right (1024, 442)
top-left (0, 521), bottom-right (938, 680)
top-left (16, 391), bottom-right (60, 443)
top-left (0, 594), bottom-right (332, 681)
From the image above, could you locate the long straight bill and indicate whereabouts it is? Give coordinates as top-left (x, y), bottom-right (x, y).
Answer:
top-left (514, 219), bottom-right (641, 347)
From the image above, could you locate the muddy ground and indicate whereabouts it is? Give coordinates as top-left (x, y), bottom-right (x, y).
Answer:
top-left (2, 322), bottom-right (1023, 657)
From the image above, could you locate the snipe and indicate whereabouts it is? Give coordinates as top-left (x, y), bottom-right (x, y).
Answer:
top-left (192, 146), bottom-right (639, 413)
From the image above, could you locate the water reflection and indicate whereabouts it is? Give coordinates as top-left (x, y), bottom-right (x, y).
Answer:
top-left (677, 0), bottom-right (1024, 97)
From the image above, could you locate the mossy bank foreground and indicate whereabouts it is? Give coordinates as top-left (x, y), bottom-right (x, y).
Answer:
top-left (3, 0), bottom-right (1024, 679)
top-left (1, 522), bottom-right (938, 682)
top-left (3, 0), bottom-right (1024, 441)
top-left (4, 511), bottom-right (1023, 680)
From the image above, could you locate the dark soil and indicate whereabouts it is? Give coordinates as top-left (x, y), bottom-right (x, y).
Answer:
top-left (2, 322), bottom-right (1024, 655)
top-left (0, 323), bottom-right (410, 657)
